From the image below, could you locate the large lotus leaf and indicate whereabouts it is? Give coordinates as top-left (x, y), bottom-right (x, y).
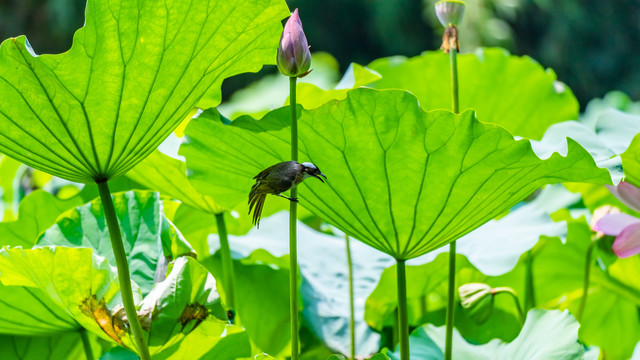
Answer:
top-left (0, 331), bottom-right (106, 360)
top-left (0, 0), bottom-right (289, 183)
top-left (202, 248), bottom-right (292, 358)
top-left (365, 253), bottom-right (522, 345)
top-left (386, 310), bottom-right (586, 360)
top-left (126, 150), bottom-right (224, 214)
top-left (368, 48), bottom-right (577, 140)
top-left (181, 88), bottom-right (610, 260)
top-left (0, 283), bottom-right (77, 335)
top-left (0, 247), bottom-right (127, 346)
top-left (490, 216), bottom-right (640, 359)
top-left (0, 176), bottom-right (145, 249)
top-left (36, 190), bottom-right (194, 295)
top-left (202, 211), bottom-right (393, 357)
top-left (139, 256), bottom-right (234, 356)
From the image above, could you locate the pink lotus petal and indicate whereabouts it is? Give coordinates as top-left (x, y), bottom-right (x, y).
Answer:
top-left (612, 223), bottom-right (640, 258)
top-left (594, 213), bottom-right (640, 236)
top-left (606, 181), bottom-right (640, 212)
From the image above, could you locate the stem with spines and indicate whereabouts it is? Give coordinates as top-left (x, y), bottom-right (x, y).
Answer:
top-left (289, 76), bottom-right (300, 360)
top-left (97, 181), bottom-right (151, 360)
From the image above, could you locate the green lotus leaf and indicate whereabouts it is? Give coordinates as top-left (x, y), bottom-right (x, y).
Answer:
top-left (126, 150), bottom-right (225, 215)
top-left (36, 190), bottom-right (194, 296)
top-left (0, 247), bottom-right (242, 355)
top-left (181, 88), bottom-right (610, 259)
top-left (622, 133), bottom-right (640, 188)
top-left (0, 0), bottom-right (289, 183)
top-left (0, 177), bottom-right (145, 249)
top-left (140, 256), bottom-right (234, 356)
top-left (386, 309), bottom-right (587, 359)
top-left (368, 48), bottom-right (578, 139)
top-left (490, 215), bottom-right (640, 359)
top-left (0, 247), bottom-right (127, 346)
top-left (0, 331), bottom-right (105, 360)
top-left (202, 249), bottom-right (292, 357)
top-left (0, 283), bottom-right (77, 335)
top-left (365, 253), bottom-right (521, 345)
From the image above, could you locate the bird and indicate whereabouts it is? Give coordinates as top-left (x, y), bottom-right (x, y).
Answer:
top-left (248, 161), bottom-right (326, 227)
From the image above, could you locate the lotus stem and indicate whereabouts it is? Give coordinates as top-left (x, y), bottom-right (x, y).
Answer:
top-left (215, 212), bottom-right (236, 310)
top-left (346, 234), bottom-right (356, 359)
top-left (396, 259), bottom-right (410, 360)
top-left (524, 249), bottom-right (535, 312)
top-left (97, 181), bottom-right (150, 360)
top-left (577, 239), bottom-right (596, 321)
top-left (80, 329), bottom-right (93, 360)
top-left (444, 34), bottom-right (460, 360)
top-left (289, 75), bottom-right (300, 359)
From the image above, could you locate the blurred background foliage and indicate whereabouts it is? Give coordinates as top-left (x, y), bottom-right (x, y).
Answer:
top-left (0, 0), bottom-right (637, 109)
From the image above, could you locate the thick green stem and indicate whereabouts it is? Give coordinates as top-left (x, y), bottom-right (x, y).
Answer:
top-left (346, 235), bottom-right (356, 360)
top-left (215, 212), bottom-right (236, 310)
top-left (396, 259), bottom-right (410, 360)
top-left (80, 329), bottom-right (93, 360)
top-left (577, 240), bottom-right (596, 321)
top-left (97, 181), bottom-right (150, 360)
top-left (524, 250), bottom-right (535, 312)
top-left (289, 76), bottom-right (300, 360)
top-left (445, 242), bottom-right (456, 360)
top-left (444, 33), bottom-right (460, 360)
top-left (493, 287), bottom-right (525, 324)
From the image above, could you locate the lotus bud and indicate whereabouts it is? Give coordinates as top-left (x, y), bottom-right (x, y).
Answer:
top-left (459, 283), bottom-right (493, 324)
top-left (435, 1), bottom-right (466, 27)
top-left (590, 205), bottom-right (621, 234)
top-left (277, 9), bottom-right (311, 78)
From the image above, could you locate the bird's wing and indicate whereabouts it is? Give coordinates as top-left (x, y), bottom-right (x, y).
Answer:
top-left (253, 163), bottom-right (278, 180)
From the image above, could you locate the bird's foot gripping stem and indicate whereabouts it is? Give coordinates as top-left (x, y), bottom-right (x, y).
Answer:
top-left (277, 194), bottom-right (299, 202)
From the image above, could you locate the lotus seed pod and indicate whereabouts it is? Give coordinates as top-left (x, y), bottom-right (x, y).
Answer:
top-left (435, 0), bottom-right (466, 27)
top-left (459, 283), bottom-right (493, 324)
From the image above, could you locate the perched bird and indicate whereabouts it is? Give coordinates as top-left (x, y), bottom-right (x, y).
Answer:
top-left (249, 161), bottom-right (326, 227)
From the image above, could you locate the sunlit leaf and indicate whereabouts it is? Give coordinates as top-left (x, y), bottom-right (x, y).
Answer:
top-left (126, 151), bottom-right (224, 214)
top-left (181, 88), bottom-right (611, 260)
top-left (491, 216), bottom-right (640, 359)
top-left (368, 48), bottom-right (578, 139)
top-left (385, 310), bottom-right (587, 359)
top-left (37, 191), bottom-right (194, 295)
top-left (365, 253), bottom-right (522, 345)
top-left (0, 331), bottom-right (107, 360)
top-left (0, 0), bottom-right (289, 183)
top-left (623, 133), bottom-right (640, 189)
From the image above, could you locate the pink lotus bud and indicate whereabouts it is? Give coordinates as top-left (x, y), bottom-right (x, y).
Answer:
top-left (435, 1), bottom-right (466, 27)
top-left (606, 181), bottom-right (640, 212)
top-left (595, 213), bottom-right (640, 258)
top-left (612, 222), bottom-right (640, 258)
top-left (277, 9), bottom-right (311, 78)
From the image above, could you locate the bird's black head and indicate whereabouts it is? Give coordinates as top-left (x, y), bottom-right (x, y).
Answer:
top-left (301, 162), bottom-right (327, 183)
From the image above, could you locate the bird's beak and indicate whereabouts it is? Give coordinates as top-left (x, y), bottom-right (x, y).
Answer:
top-left (312, 173), bottom-right (327, 183)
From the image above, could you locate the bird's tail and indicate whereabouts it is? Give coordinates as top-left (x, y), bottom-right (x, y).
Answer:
top-left (248, 191), bottom-right (266, 228)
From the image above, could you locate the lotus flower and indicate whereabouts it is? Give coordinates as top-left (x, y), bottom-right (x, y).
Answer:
top-left (277, 9), bottom-right (311, 78)
top-left (593, 181), bottom-right (640, 258)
